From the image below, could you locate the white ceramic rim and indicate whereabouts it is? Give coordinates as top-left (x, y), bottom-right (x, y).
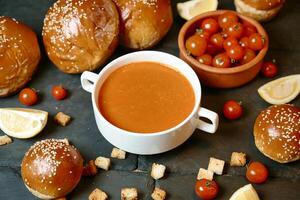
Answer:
top-left (91, 51), bottom-right (202, 137)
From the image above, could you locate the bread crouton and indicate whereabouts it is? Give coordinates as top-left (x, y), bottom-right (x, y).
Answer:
top-left (0, 135), bottom-right (12, 146)
top-left (82, 160), bottom-right (98, 176)
top-left (208, 157), bottom-right (225, 175)
top-left (111, 148), bottom-right (126, 159)
top-left (230, 152), bottom-right (247, 167)
top-left (54, 112), bottom-right (71, 126)
top-left (95, 156), bottom-right (111, 171)
top-left (121, 188), bottom-right (138, 200)
top-left (89, 188), bottom-right (108, 200)
top-left (197, 168), bottom-right (214, 181)
top-left (151, 163), bottom-right (166, 180)
top-left (151, 187), bottom-right (166, 200)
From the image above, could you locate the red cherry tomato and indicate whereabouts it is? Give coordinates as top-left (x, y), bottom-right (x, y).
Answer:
top-left (210, 33), bottom-right (224, 49)
top-left (196, 29), bottom-right (211, 41)
top-left (52, 85), bottom-right (68, 100)
top-left (223, 100), bottom-right (243, 120)
top-left (246, 161), bottom-right (269, 184)
top-left (19, 88), bottom-right (38, 106)
top-left (241, 49), bottom-right (256, 64)
top-left (248, 33), bottom-right (265, 51)
top-left (212, 53), bottom-right (231, 68)
top-left (226, 45), bottom-right (244, 60)
top-left (223, 37), bottom-right (238, 50)
top-left (197, 54), bottom-right (213, 65)
top-left (201, 18), bottom-right (219, 34)
top-left (185, 34), bottom-right (207, 56)
top-left (206, 44), bottom-right (218, 55)
top-left (218, 11), bottom-right (238, 29)
top-left (225, 22), bottom-right (244, 39)
top-left (239, 37), bottom-right (248, 48)
top-left (261, 61), bottom-right (278, 78)
top-left (195, 179), bottom-right (219, 200)
top-left (244, 24), bottom-right (257, 37)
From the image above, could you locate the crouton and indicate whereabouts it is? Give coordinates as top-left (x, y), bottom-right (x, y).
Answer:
top-left (230, 152), bottom-right (247, 167)
top-left (0, 135), bottom-right (12, 146)
top-left (151, 187), bottom-right (166, 200)
top-left (54, 112), bottom-right (71, 126)
top-left (82, 160), bottom-right (98, 176)
top-left (121, 188), bottom-right (138, 200)
top-left (207, 157), bottom-right (225, 175)
top-left (89, 188), bottom-right (108, 200)
top-left (151, 163), bottom-right (166, 180)
top-left (95, 156), bottom-right (111, 171)
top-left (197, 168), bottom-right (214, 181)
top-left (111, 148), bottom-right (126, 159)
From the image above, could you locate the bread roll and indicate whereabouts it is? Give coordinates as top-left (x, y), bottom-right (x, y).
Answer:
top-left (0, 16), bottom-right (40, 97)
top-left (21, 139), bottom-right (83, 199)
top-left (42, 0), bottom-right (119, 74)
top-left (254, 104), bottom-right (299, 163)
top-left (234, 0), bottom-right (285, 22)
top-left (113, 0), bottom-right (173, 49)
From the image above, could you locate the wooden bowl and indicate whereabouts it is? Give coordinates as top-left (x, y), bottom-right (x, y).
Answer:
top-left (178, 10), bottom-right (269, 88)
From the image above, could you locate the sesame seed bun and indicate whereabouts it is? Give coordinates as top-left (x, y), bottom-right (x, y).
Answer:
top-left (42, 0), bottom-right (119, 74)
top-left (21, 139), bottom-right (83, 199)
top-left (234, 0), bottom-right (285, 22)
top-left (0, 16), bottom-right (40, 97)
top-left (113, 0), bottom-right (173, 49)
top-left (254, 104), bottom-right (300, 163)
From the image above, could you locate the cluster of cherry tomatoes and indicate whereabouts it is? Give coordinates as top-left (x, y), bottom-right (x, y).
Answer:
top-left (185, 11), bottom-right (266, 68)
top-left (19, 85), bottom-right (68, 106)
top-left (195, 161), bottom-right (269, 199)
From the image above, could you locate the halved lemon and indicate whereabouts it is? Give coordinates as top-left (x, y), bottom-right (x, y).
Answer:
top-left (229, 184), bottom-right (260, 200)
top-left (0, 108), bottom-right (48, 139)
top-left (258, 74), bottom-right (300, 105)
top-left (177, 0), bottom-right (218, 20)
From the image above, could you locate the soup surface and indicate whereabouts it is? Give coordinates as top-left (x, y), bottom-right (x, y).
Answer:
top-left (98, 62), bottom-right (195, 133)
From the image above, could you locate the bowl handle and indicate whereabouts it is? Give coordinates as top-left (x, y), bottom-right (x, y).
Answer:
top-left (81, 71), bottom-right (99, 93)
top-left (196, 107), bottom-right (219, 133)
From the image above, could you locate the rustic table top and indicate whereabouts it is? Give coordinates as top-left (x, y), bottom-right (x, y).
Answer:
top-left (0, 0), bottom-right (299, 199)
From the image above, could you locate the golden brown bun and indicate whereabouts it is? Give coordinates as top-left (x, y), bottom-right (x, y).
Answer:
top-left (0, 16), bottom-right (40, 97)
top-left (42, 0), bottom-right (119, 74)
top-left (254, 104), bottom-right (300, 163)
top-left (21, 139), bottom-right (83, 199)
top-left (113, 0), bottom-right (173, 49)
top-left (243, 0), bottom-right (284, 10)
top-left (234, 0), bottom-right (284, 22)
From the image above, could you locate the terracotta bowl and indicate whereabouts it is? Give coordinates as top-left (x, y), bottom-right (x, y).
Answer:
top-left (178, 10), bottom-right (269, 88)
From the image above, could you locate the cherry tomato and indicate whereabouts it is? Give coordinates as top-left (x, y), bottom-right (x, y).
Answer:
top-left (212, 53), bottom-right (231, 68)
top-left (218, 11), bottom-right (238, 29)
top-left (223, 100), bottom-right (243, 120)
top-left (196, 29), bottom-right (211, 41)
top-left (243, 24), bottom-right (257, 37)
top-left (206, 44), bottom-right (218, 55)
top-left (248, 33), bottom-right (265, 51)
top-left (261, 61), bottom-right (278, 78)
top-left (226, 45), bottom-right (244, 60)
top-left (241, 49), bottom-right (256, 64)
top-left (239, 37), bottom-right (248, 48)
top-left (225, 22), bottom-right (244, 39)
top-left (195, 179), bottom-right (219, 200)
top-left (246, 161), bottom-right (269, 184)
top-left (52, 85), bottom-right (68, 100)
top-left (19, 88), bottom-right (38, 106)
top-left (201, 18), bottom-right (219, 34)
top-left (197, 54), bottom-right (213, 65)
top-left (185, 34), bottom-right (207, 56)
top-left (210, 33), bottom-right (224, 49)
top-left (223, 37), bottom-right (238, 50)
top-left (220, 30), bottom-right (228, 39)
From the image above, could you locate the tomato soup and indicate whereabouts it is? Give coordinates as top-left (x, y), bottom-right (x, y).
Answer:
top-left (98, 62), bottom-right (195, 133)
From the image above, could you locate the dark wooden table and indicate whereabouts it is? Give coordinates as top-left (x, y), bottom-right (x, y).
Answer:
top-left (0, 0), bottom-right (299, 199)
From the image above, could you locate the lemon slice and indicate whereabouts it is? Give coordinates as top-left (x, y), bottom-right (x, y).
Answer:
top-left (0, 108), bottom-right (48, 139)
top-left (177, 0), bottom-right (218, 20)
top-left (258, 74), bottom-right (300, 105)
top-left (230, 184), bottom-right (260, 200)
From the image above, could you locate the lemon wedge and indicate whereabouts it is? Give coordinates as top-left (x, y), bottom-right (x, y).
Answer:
top-left (0, 108), bottom-right (48, 139)
top-left (230, 184), bottom-right (260, 200)
top-left (258, 74), bottom-right (300, 105)
top-left (177, 0), bottom-right (218, 20)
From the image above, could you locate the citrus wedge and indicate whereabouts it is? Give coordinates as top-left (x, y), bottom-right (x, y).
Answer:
top-left (177, 0), bottom-right (218, 20)
top-left (229, 184), bottom-right (260, 200)
top-left (0, 108), bottom-right (48, 139)
top-left (258, 74), bottom-right (300, 105)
